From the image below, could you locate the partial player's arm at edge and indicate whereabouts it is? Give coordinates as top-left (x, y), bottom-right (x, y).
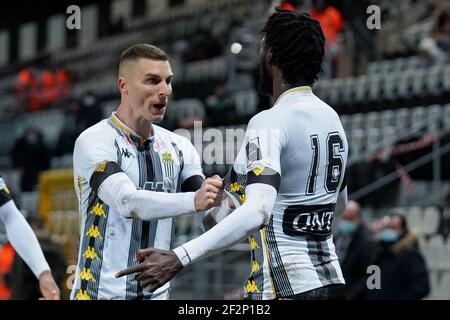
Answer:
top-left (0, 199), bottom-right (51, 279)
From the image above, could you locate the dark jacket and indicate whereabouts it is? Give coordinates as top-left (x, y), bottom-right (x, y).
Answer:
top-left (366, 233), bottom-right (430, 300)
top-left (335, 224), bottom-right (376, 299)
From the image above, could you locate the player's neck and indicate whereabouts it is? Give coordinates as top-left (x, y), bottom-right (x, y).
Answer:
top-left (273, 78), bottom-right (312, 102)
top-left (116, 104), bottom-right (154, 138)
top-left (271, 72), bottom-right (285, 102)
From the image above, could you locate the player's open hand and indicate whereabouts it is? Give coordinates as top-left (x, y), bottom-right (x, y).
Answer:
top-left (38, 270), bottom-right (60, 300)
top-left (115, 248), bottom-right (183, 292)
top-left (194, 175), bottom-right (223, 211)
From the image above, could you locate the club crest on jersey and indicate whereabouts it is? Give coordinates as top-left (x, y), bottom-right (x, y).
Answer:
top-left (162, 152), bottom-right (176, 179)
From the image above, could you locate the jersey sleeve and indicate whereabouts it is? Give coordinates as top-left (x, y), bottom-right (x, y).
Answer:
top-left (73, 132), bottom-right (122, 193)
top-left (224, 112), bottom-right (287, 207)
top-left (244, 113), bottom-right (287, 181)
top-left (177, 136), bottom-right (204, 183)
top-left (0, 175), bottom-right (12, 207)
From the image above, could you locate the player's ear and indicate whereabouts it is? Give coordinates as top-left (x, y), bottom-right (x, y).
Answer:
top-left (118, 77), bottom-right (128, 94)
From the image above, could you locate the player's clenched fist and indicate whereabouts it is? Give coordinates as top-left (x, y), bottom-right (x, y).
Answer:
top-left (194, 175), bottom-right (223, 211)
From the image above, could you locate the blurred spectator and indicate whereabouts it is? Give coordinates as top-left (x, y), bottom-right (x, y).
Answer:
top-left (182, 28), bottom-right (222, 62)
top-left (280, 0), bottom-right (304, 11)
top-left (54, 117), bottom-right (85, 157)
top-left (438, 191), bottom-right (450, 240)
top-left (16, 68), bottom-right (36, 114)
top-left (76, 91), bottom-right (103, 129)
top-left (311, 0), bottom-right (343, 48)
top-left (366, 212), bottom-right (430, 300)
top-left (54, 69), bottom-right (72, 99)
top-left (205, 83), bottom-right (235, 126)
top-left (334, 201), bottom-right (376, 300)
top-left (419, 8), bottom-right (450, 64)
top-left (12, 128), bottom-right (50, 192)
top-left (8, 215), bottom-right (67, 300)
top-left (311, 0), bottom-right (343, 78)
top-left (16, 68), bottom-right (72, 113)
top-left (340, 0), bottom-right (375, 72)
top-left (39, 70), bottom-right (58, 108)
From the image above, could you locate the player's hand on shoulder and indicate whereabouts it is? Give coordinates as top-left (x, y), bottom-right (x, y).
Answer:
top-left (194, 175), bottom-right (223, 211)
top-left (38, 270), bottom-right (60, 300)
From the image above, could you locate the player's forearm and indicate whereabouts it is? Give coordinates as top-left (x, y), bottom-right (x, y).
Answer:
top-left (0, 200), bottom-right (50, 278)
top-left (98, 172), bottom-right (196, 220)
top-left (174, 184), bottom-right (276, 265)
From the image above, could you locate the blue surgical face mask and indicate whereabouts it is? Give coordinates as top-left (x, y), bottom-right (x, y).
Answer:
top-left (338, 220), bottom-right (357, 235)
top-left (378, 228), bottom-right (399, 242)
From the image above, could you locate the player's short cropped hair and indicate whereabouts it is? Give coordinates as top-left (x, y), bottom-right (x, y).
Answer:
top-left (261, 7), bottom-right (325, 86)
top-left (120, 43), bottom-right (168, 66)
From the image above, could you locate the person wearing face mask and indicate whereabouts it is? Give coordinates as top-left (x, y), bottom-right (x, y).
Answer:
top-left (366, 212), bottom-right (430, 300)
top-left (334, 201), bottom-right (375, 299)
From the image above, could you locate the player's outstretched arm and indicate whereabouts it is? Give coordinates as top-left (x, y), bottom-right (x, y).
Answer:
top-left (0, 200), bottom-right (60, 300)
top-left (97, 168), bottom-right (223, 220)
top-left (116, 183), bottom-right (276, 291)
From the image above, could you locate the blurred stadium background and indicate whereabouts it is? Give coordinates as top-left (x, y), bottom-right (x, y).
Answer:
top-left (0, 0), bottom-right (450, 300)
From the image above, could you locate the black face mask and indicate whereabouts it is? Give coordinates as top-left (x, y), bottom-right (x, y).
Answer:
top-left (258, 55), bottom-right (273, 97)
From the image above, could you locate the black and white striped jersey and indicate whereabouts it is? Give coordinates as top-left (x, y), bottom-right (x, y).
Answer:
top-left (70, 113), bottom-right (203, 300)
top-left (225, 86), bottom-right (348, 299)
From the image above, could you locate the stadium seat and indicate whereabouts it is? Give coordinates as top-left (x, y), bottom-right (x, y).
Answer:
top-left (350, 113), bottom-right (364, 130)
top-left (233, 90), bottom-right (257, 116)
top-left (380, 110), bottom-right (396, 128)
top-left (444, 103), bottom-right (450, 131)
top-left (366, 128), bottom-right (382, 151)
top-left (20, 191), bottom-right (39, 216)
top-left (426, 66), bottom-right (442, 96)
top-left (395, 108), bottom-right (410, 131)
top-left (368, 74), bottom-right (383, 102)
top-left (365, 112), bottom-right (380, 129)
top-left (383, 72), bottom-right (398, 101)
top-left (339, 115), bottom-right (350, 132)
top-left (354, 76), bottom-right (369, 103)
top-left (411, 107), bottom-right (426, 131)
top-left (422, 207), bottom-right (441, 234)
top-left (411, 69), bottom-right (426, 97)
top-left (397, 70), bottom-right (414, 99)
top-left (407, 206), bottom-right (423, 233)
top-left (381, 126), bottom-right (397, 146)
top-left (440, 272), bottom-right (450, 299)
top-left (442, 65), bottom-right (450, 92)
top-left (426, 105), bottom-right (441, 132)
top-left (348, 128), bottom-right (365, 156)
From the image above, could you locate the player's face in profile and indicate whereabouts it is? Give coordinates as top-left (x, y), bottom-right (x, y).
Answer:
top-left (258, 36), bottom-right (273, 96)
top-left (128, 58), bottom-right (173, 123)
